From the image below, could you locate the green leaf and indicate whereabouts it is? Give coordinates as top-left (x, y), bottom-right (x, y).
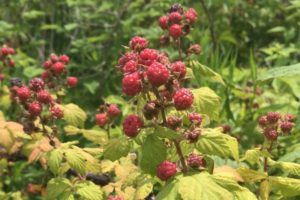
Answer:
top-left (46, 178), bottom-right (72, 200)
top-left (64, 149), bottom-right (86, 175)
top-left (196, 128), bottom-right (239, 161)
top-left (75, 181), bottom-right (103, 200)
top-left (134, 181), bottom-right (153, 200)
top-left (260, 180), bottom-right (269, 200)
top-left (48, 149), bottom-right (63, 175)
top-left (190, 61), bottom-right (225, 85)
top-left (23, 67), bottom-right (44, 78)
top-left (192, 87), bottom-right (221, 120)
top-left (269, 176), bottom-right (300, 197)
top-left (103, 137), bottom-right (131, 161)
top-left (268, 159), bottom-right (300, 176)
top-left (258, 63), bottom-right (300, 81)
top-left (64, 125), bottom-right (80, 135)
top-left (62, 104), bottom-right (87, 128)
top-left (80, 129), bottom-right (108, 144)
top-left (237, 167), bottom-right (267, 183)
top-left (240, 149), bottom-right (260, 165)
top-left (83, 81), bottom-right (99, 94)
top-left (154, 126), bottom-right (181, 139)
top-left (140, 135), bottom-right (167, 175)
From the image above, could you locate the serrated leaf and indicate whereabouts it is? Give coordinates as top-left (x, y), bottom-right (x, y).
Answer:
top-left (154, 126), bottom-right (181, 139)
top-left (75, 181), bottom-right (103, 200)
top-left (48, 149), bottom-right (63, 175)
top-left (237, 167), bottom-right (267, 183)
top-left (258, 63), bottom-right (300, 81)
top-left (64, 149), bottom-right (86, 175)
top-left (103, 137), bottom-right (131, 161)
top-left (196, 128), bottom-right (239, 161)
top-left (240, 149), bottom-right (260, 165)
top-left (134, 181), bottom-right (153, 200)
top-left (268, 159), bottom-right (300, 176)
top-left (46, 178), bottom-right (71, 200)
top-left (80, 129), bottom-right (108, 144)
top-left (269, 176), bottom-right (300, 197)
top-left (190, 60), bottom-right (225, 85)
top-left (62, 104), bottom-right (87, 128)
top-left (64, 125), bottom-right (80, 135)
top-left (192, 87), bottom-right (221, 120)
top-left (140, 135), bottom-right (167, 175)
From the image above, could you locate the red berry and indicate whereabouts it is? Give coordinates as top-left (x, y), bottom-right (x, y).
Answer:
top-left (122, 114), bottom-right (143, 137)
top-left (28, 102), bottom-right (42, 117)
top-left (159, 16), bottom-right (169, 29)
top-left (258, 115), bottom-right (268, 127)
top-left (29, 78), bottom-right (45, 92)
top-left (166, 116), bottom-right (182, 130)
top-left (118, 52), bottom-right (138, 68)
top-left (122, 72), bottom-right (142, 96)
top-left (185, 129), bottom-right (200, 143)
top-left (107, 196), bottom-right (123, 200)
top-left (188, 112), bottom-right (202, 125)
top-left (169, 24), bottom-right (182, 38)
top-left (185, 8), bottom-right (198, 24)
top-left (8, 59), bottom-right (15, 67)
top-left (67, 77), bottom-right (78, 87)
top-left (41, 71), bottom-right (51, 81)
top-left (156, 160), bottom-right (177, 181)
top-left (122, 60), bottom-right (138, 74)
top-left (187, 153), bottom-right (205, 168)
top-left (1, 47), bottom-right (9, 55)
top-left (170, 61), bottom-right (186, 78)
top-left (221, 124), bottom-right (231, 133)
top-left (50, 53), bottom-right (59, 63)
top-left (59, 55), bottom-right (70, 64)
top-left (173, 88), bottom-right (193, 110)
top-left (52, 62), bottom-right (65, 74)
top-left (96, 113), bottom-right (108, 127)
top-left (263, 128), bottom-right (278, 141)
top-left (169, 12), bottom-right (182, 24)
top-left (266, 112), bottom-right (281, 124)
top-left (139, 48), bottom-right (158, 66)
top-left (51, 106), bottom-right (64, 119)
top-left (280, 121), bottom-right (294, 134)
top-left (187, 44), bottom-right (202, 55)
top-left (37, 90), bottom-right (52, 104)
top-left (146, 62), bottom-right (169, 87)
top-left (43, 60), bottom-right (52, 69)
top-left (7, 48), bottom-right (15, 55)
top-left (107, 104), bottom-right (121, 118)
top-left (16, 86), bottom-right (31, 101)
top-left (284, 114), bottom-right (295, 122)
top-left (130, 36), bottom-right (148, 51)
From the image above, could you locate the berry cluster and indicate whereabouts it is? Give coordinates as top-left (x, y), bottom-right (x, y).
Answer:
top-left (41, 53), bottom-right (78, 90)
top-left (95, 103), bottom-right (121, 127)
top-left (107, 195), bottom-right (123, 200)
top-left (258, 112), bottom-right (295, 141)
top-left (0, 45), bottom-right (16, 81)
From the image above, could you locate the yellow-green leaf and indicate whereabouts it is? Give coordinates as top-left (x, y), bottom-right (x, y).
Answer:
top-left (237, 167), bottom-right (267, 183)
top-left (64, 149), bottom-right (86, 175)
top-left (268, 159), bottom-right (300, 176)
top-left (75, 181), bottom-right (103, 200)
top-left (46, 178), bottom-right (72, 200)
top-left (269, 176), bottom-right (300, 197)
top-left (48, 149), bottom-right (63, 175)
top-left (103, 137), bottom-right (131, 161)
top-left (62, 104), bottom-right (87, 128)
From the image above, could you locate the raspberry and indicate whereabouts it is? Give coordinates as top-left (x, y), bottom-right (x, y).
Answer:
top-left (284, 114), bottom-right (295, 122)
top-left (37, 90), bottom-right (52, 104)
top-left (50, 53), bottom-right (59, 63)
top-left (139, 48), bottom-right (158, 66)
top-left (169, 12), bottom-right (182, 24)
top-left (156, 160), bottom-right (177, 181)
top-left (263, 128), bottom-right (278, 141)
top-left (52, 62), bottom-right (65, 74)
top-left (185, 129), bottom-right (200, 143)
top-left (123, 114), bottom-right (143, 137)
top-left (107, 104), bottom-right (121, 118)
top-left (187, 153), bottom-right (205, 168)
top-left (1, 47), bottom-right (9, 55)
top-left (185, 8), bottom-right (198, 24)
top-left (169, 24), bottom-right (182, 38)
top-left (8, 48), bottom-right (16, 55)
top-left (43, 60), bottom-right (52, 69)
top-left (266, 112), bottom-right (281, 124)
top-left (96, 113), bottom-right (108, 127)
top-left (59, 55), bottom-right (70, 64)
top-left (170, 61), bottom-right (186, 78)
top-left (130, 36), bottom-right (148, 51)
top-left (159, 16), bottom-right (169, 29)
top-left (28, 102), bottom-right (42, 117)
top-left (146, 62), bottom-right (169, 87)
top-left (67, 77), bottom-right (78, 87)
top-left (16, 86), bottom-right (31, 101)
top-left (187, 44), bottom-right (202, 55)
top-left (188, 112), bottom-right (202, 125)
top-left (41, 71), bottom-right (51, 81)
top-left (143, 101), bottom-right (159, 120)
top-left (51, 106), bottom-right (64, 119)
top-left (280, 121), bottom-right (294, 134)
top-left (122, 60), bottom-right (138, 74)
top-left (107, 196), bottom-right (123, 200)
top-left (173, 88), bottom-right (193, 110)
top-left (221, 124), bottom-right (231, 133)
top-left (118, 52), bottom-right (138, 68)
top-left (8, 59), bottom-right (15, 67)
top-left (166, 116), bottom-right (182, 130)
top-left (29, 78), bottom-right (45, 92)
top-left (122, 72), bottom-right (142, 96)
top-left (258, 115), bottom-right (268, 127)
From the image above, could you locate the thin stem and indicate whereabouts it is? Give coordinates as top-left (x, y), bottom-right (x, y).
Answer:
top-left (263, 141), bottom-right (273, 172)
top-left (174, 140), bottom-right (188, 173)
top-left (177, 38), bottom-right (183, 61)
top-left (107, 124), bottom-right (111, 139)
